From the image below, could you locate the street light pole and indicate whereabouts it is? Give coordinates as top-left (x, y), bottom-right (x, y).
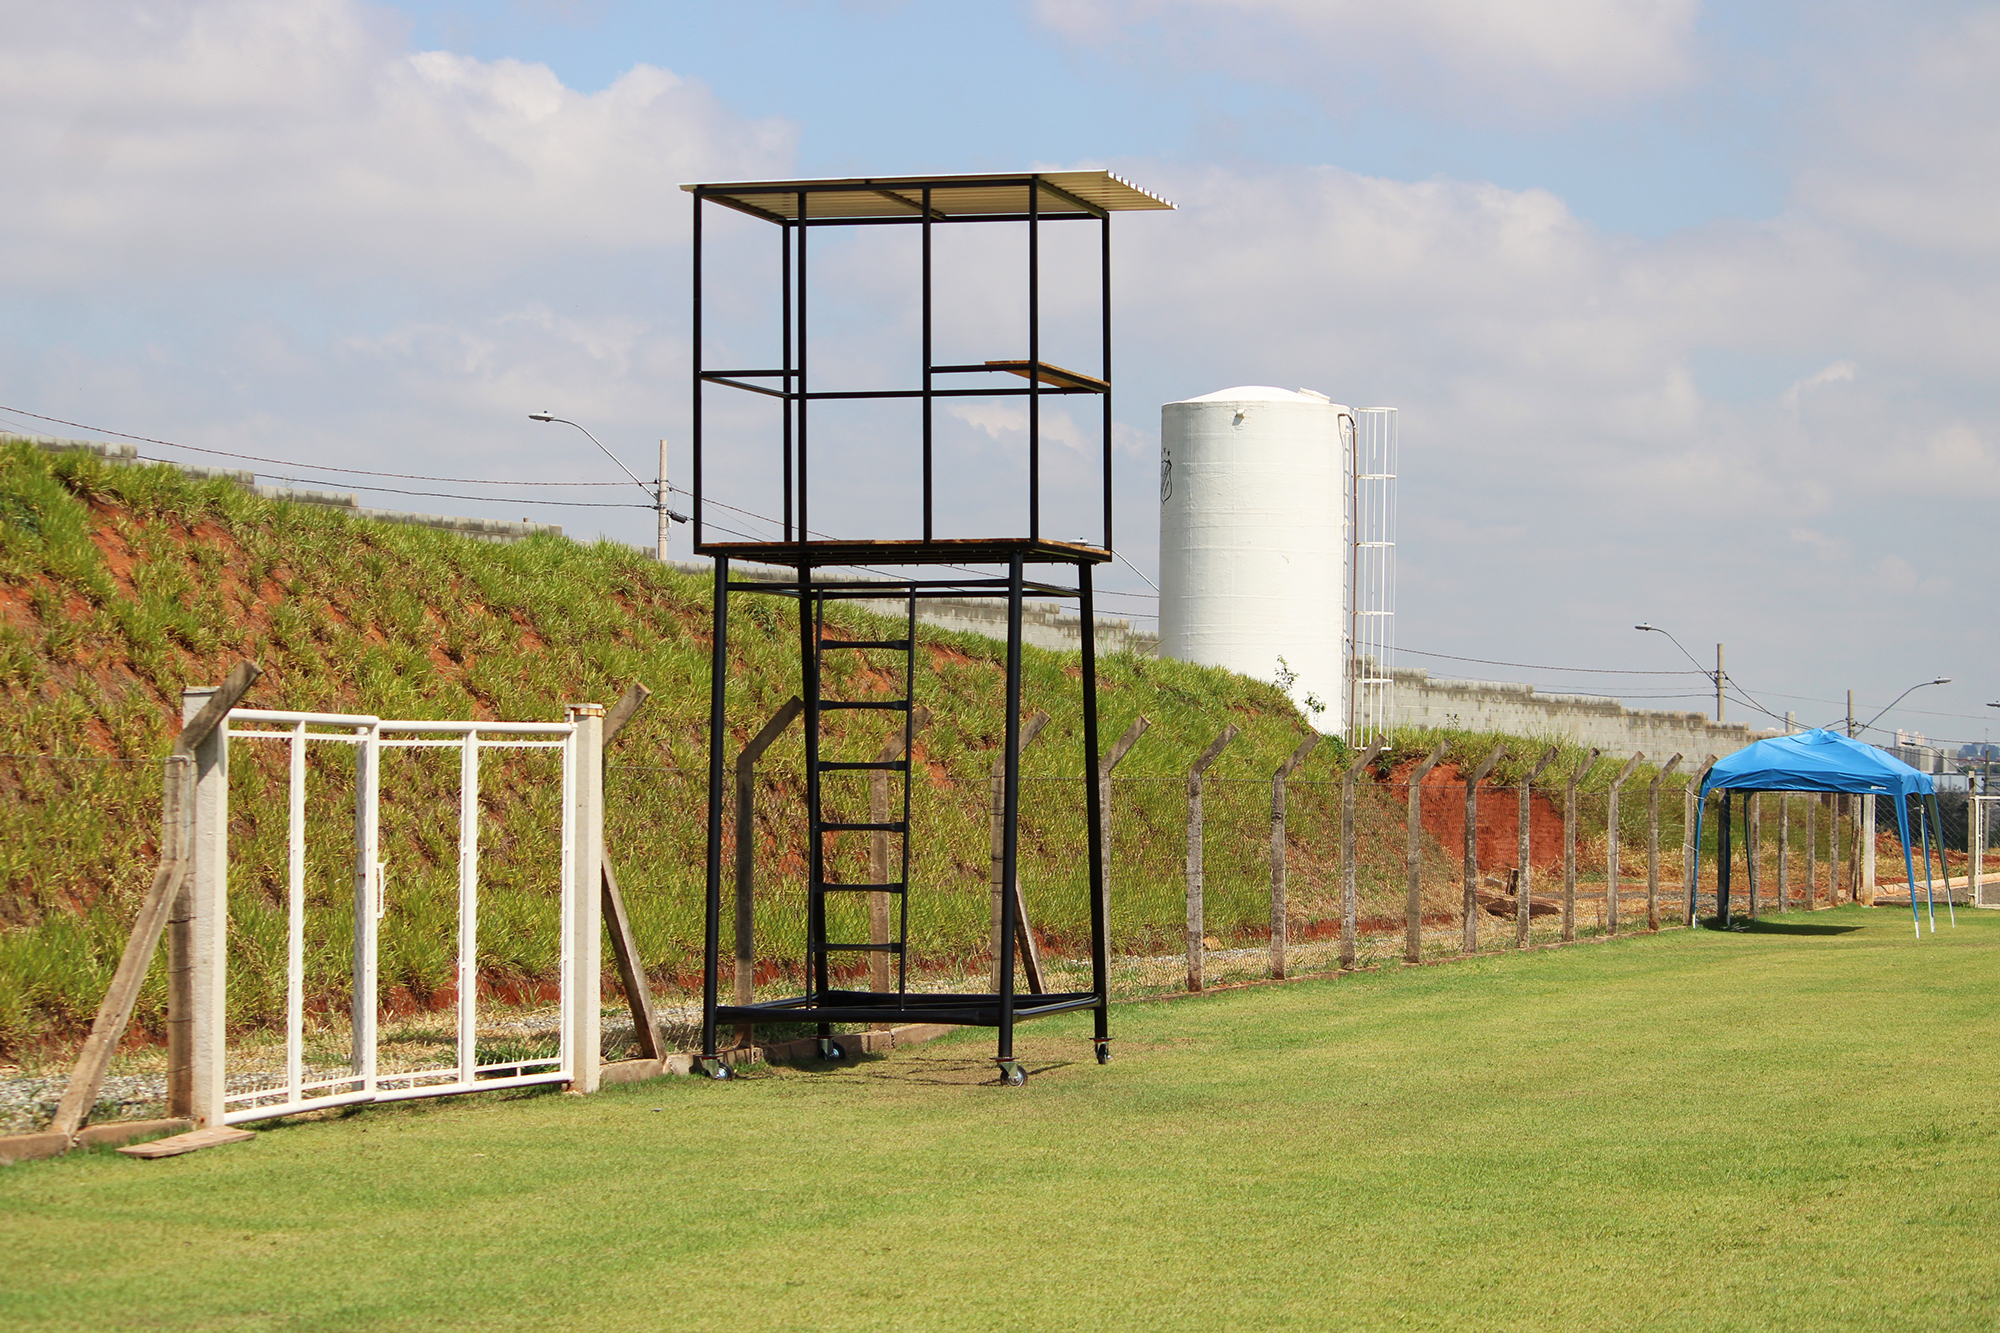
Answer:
top-left (529, 413), bottom-right (687, 560)
top-left (1855, 678), bottom-right (1952, 738)
top-left (1635, 624), bottom-right (1726, 723)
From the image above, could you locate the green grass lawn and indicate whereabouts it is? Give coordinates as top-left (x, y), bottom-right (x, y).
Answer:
top-left (6, 905), bottom-right (1998, 1331)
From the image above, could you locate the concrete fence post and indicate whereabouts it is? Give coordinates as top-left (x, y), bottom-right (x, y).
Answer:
top-left (1463, 743), bottom-right (1508, 954)
top-left (732, 698), bottom-right (802, 1046)
top-left (1098, 715), bottom-right (1151, 969)
top-left (1404, 742), bottom-right (1449, 964)
top-left (1185, 725), bottom-right (1239, 992)
top-left (1805, 794), bottom-right (1818, 909)
top-left (1605, 754), bottom-right (1644, 935)
top-left (1271, 734), bottom-right (1320, 980)
top-left (1746, 790), bottom-right (1762, 921)
top-left (1863, 794), bottom-right (1877, 904)
top-left (1778, 792), bottom-right (1790, 911)
top-left (1563, 749), bottom-right (1602, 943)
top-left (179, 686), bottom-right (231, 1128)
top-left (601, 683), bottom-right (660, 1061)
top-left (54, 662), bottom-right (259, 1140)
top-left (1830, 795), bottom-right (1844, 905)
top-left (990, 711), bottom-right (1052, 991)
top-left (566, 703), bottom-right (604, 1094)
top-left (1646, 755), bottom-right (1682, 931)
top-left (1517, 746), bottom-right (1562, 949)
top-left (1342, 736), bottom-right (1389, 969)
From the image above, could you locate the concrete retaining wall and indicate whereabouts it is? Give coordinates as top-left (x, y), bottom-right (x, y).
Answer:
top-left (669, 561), bottom-right (1159, 658)
top-left (1388, 666), bottom-right (1772, 760)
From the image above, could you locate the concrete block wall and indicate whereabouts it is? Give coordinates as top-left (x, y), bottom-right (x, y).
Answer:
top-left (670, 561), bottom-right (1159, 658)
top-left (1388, 666), bottom-right (1773, 761)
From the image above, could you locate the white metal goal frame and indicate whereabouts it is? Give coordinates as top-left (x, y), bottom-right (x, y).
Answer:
top-left (173, 692), bottom-right (605, 1129)
top-left (1973, 795), bottom-right (2000, 909)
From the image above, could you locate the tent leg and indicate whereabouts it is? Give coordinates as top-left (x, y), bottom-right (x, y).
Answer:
top-left (1716, 790), bottom-right (1732, 928)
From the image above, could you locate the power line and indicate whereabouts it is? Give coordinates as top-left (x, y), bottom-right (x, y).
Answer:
top-left (1, 404), bottom-right (630, 486)
top-left (233, 469), bottom-right (651, 510)
top-left (1398, 646), bottom-right (1704, 676)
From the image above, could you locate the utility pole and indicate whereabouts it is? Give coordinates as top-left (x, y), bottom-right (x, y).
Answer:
top-left (1716, 644), bottom-right (1725, 723)
top-left (1847, 689), bottom-right (1855, 738)
top-left (657, 439), bottom-right (670, 562)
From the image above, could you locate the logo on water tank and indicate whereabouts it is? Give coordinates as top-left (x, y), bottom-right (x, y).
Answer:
top-left (1160, 449), bottom-right (1173, 503)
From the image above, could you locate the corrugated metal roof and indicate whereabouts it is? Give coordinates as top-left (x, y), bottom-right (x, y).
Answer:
top-left (681, 170), bottom-right (1173, 222)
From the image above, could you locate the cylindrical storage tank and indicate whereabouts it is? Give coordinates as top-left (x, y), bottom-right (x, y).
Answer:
top-left (1159, 386), bottom-right (1350, 733)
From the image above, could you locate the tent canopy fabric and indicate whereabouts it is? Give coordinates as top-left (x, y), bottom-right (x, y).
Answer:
top-left (1699, 728), bottom-right (1934, 799)
top-left (1693, 728), bottom-right (1938, 937)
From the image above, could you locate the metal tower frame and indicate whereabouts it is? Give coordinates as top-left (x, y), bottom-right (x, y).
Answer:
top-left (684, 172), bottom-right (1172, 1084)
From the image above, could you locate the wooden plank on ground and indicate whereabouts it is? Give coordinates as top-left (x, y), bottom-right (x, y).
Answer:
top-left (116, 1126), bottom-right (256, 1159)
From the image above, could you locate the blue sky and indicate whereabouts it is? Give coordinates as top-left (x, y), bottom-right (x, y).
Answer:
top-left (392, 0), bottom-right (1790, 236)
top-left (4, 0), bottom-right (1998, 748)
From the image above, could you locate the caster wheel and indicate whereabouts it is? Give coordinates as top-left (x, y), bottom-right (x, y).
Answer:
top-left (1000, 1063), bottom-right (1026, 1087)
top-left (820, 1038), bottom-right (846, 1061)
top-left (1094, 1042), bottom-right (1112, 1065)
top-left (706, 1061), bottom-right (733, 1081)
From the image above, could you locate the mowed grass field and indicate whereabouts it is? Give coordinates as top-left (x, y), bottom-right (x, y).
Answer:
top-left (5, 905), bottom-right (1998, 1331)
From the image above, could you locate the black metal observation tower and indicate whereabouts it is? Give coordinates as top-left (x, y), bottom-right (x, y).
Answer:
top-left (687, 171), bottom-right (1173, 1084)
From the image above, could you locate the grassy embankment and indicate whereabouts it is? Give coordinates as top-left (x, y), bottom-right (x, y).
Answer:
top-left (1, 442), bottom-right (1460, 1058)
top-left (4, 905), bottom-right (1997, 1330)
top-left (3, 441), bottom-right (1919, 1062)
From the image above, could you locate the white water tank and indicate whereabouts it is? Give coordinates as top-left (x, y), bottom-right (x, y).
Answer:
top-left (1159, 386), bottom-right (1350, 733)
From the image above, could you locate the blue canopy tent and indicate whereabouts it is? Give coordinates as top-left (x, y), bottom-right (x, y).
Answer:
top-left (1696, 729), bottom-right (1942, 937)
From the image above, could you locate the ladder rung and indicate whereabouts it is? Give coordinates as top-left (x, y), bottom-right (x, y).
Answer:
top-left (810, 942), bottom-right (903, 953)
top-left (817, 821), bottom-right (907, 833)
top-left (818, 760), bottom-right (909, 772)
top-left (818, 700), bottom-right (910, 711)
top-left (814, 882), bottom-right (907, 894)
top-left (821, 639), bottom-right (912, 651)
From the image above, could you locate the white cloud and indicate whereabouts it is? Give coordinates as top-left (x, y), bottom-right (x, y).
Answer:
top-left (0, 0), bottom-right (792, 289)
top-left (1794, 10), bottom-right (2000, 257)
top-left (0, 0), bottom-right (793, 532)
top-left (1780, 360), bottom-right (1855, 411)
top-left (1033, 0), bottom-right (1701, 116)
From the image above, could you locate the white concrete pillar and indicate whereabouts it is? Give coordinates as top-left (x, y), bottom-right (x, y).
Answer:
top-left (566, 704), bottom-right (604, 1093)
top-left (182, 687), bottom-right (230, 1127)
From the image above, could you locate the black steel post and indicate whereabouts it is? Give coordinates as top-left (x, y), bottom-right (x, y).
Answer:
top-left (922, 185), bottom-right (933, 543)
top-left (1717, 789), bottom-right (1732, 926)
top-left (998, 555), bottom-right (1024, 1063)
top-left (1080, 562), bottom-right (1109, 1045)
top-left (799, 563), bottom-right (827, 1026)
top-left (797, 190), bottom-right (809, 542)
top-left (781, 219), bottom-right (793, 541)
top-left (899, 589), bottom-right (916, 994)
top-left (691, 193), bottom-right (704, 550)
top-left (1100, 212), bottom-right (1113, 553)
top-left (1028, 178), bottom-right (1040, 542)
top-left (701, 555), bottom-right (729, 1059)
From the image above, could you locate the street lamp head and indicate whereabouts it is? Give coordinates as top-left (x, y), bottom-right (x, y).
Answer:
top-left (1634, 623), bottom-right (1655, 632)
top-left (528, 412), bottom-right (555, 422)
top-left (1932, 677), bottom-right (1952, 685)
